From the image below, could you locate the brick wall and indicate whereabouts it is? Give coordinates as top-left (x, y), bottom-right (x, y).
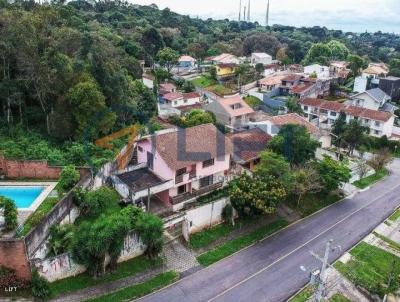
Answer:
top-left (0, 239), bottom-right (31, 281)
top-left (0, 156), bottom-right (87, 179)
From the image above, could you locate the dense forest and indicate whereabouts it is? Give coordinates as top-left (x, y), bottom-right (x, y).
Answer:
top-left (1, 0), bottom-right (400, 164)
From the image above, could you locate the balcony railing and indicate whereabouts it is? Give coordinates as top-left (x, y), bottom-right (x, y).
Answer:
top-left (170, 182), bottom-right (223, 205)
top-left (175, 174), bottom-right (184, 184)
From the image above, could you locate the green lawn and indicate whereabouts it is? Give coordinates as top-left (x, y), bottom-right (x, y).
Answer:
top-left (388, 209), bottom-right (400, 222)
top-left (18, 197), bottom-right (59, 237)
top-left (86, 271), bottom-right (179, 302)
top-left (244, 96), bottom-right (262, 108)
top-left (334, 242), bottom-right (400, 297)
top-left (207, 84), bottom-right (235, 96)
top-left (329, 293), bottom-right (351, 302)
top-left (189, 216), bottom-right (254, 249)
top-left (352, 169), bottom-right (389, 189)
top-left (287, 192), bottom-right (343, 218)
top-left (49, 256), bottom-right (162, 297)
top-left (197, 219), bottom-right (288, 266)
top-left (289, 286), bottom-right (314, 302)
top-left (191, 75), bottom-right (216, 88)
top-left (373, 232), bottom-right (400, 252)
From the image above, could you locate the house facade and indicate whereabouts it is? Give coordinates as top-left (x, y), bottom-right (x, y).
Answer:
top-left (114, 124), bottom-right (232, 210)
top-left (216, 63), bottom-right (237, 79)
top-left (304, 64), bottom-right (330, 79)
top-left (300, 98), bottom-right (395, 138)
top-left (205, 95), bottom-right (254, 129)
top-left (251, 52), bottom-right (273, 65)
top-left (350, 88), bottom-right (391, 111)
top-left (178, 55), bottom-right (196, 68)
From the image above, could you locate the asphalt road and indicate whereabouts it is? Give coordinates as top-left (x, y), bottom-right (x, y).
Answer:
top-left (138, 160), bottom-right (400, 302)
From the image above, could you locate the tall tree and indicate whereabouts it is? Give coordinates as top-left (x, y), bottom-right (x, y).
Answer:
top-left (269, 124), bottom-right (320, 166)
top-left (156, 47), bottom-right (179, 73)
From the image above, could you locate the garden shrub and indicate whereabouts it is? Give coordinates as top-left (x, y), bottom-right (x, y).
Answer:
top-left (31, 270), bottom-right (51, 299)
top-left (58, 165), bottom-right (80, 192)
top-left (0, 197), bottom-right (18, 231)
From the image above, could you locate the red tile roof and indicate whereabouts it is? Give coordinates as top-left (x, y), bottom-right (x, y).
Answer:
top-left (163, 92), bottom-right (183, 101)
top-left (300, 98), bottom-right (325, 107)
top-left (159, 83), bottom-right (176, 92)
top-left (259, 75), bottom-right (287, 86)
top-left (140, 123), bottom-right (233, 170)
top-left (264, 113), bottom-right (319, 134)
top-left (300, 98), bottom-right (393, 122)
top-left (291, 82), bottom-right (314, 94)
top-left (227, 128), bottom-right (272, 163)
top-left (320, 101), bottom-right (346, 111)
top-left (217, 95), bottom-right (254, 118)
top-left (182, 92), bottom-right (201, 99)
top-left (282, 74), bottom-right (303, 82)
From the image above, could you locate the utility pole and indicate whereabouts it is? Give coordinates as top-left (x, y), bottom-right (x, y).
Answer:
top-left (238, 0), bottom-right (242, 21)
top-left (243, 5), bottom-right (246, 22)
top-left (266, 0), bottom-right (270, 27)
top-left (312, 240), bottom-right (333, 302)
top-left (247, 0), bottom-right (251, 21)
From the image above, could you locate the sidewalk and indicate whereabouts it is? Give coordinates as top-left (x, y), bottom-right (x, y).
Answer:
top-left (50, 266), bottom-right (165, 302)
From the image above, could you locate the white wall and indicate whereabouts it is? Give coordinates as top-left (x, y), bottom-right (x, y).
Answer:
top-left (143, 77), bottom-right (154, 89)
top-left (34, 231), bottom-right (145, 282)
top-left (172, 96), bottom-right (200, 108)
top-left (185, 197), bottom-right (230, 234)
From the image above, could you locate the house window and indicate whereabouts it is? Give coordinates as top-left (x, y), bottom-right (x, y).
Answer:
top-left (174, 101), bottom-right (178, 105)
top-left (176, 167), bottom-right (187, 177)
top-left (184, 99), bottom-right (188, 103)
top-left (199, 175), bottom-right (214, 188)
top-left (364, 119), bottom-right (370, 123)
top-left (320, 109), bottom-right (328, 114)
top-left (230, 103), bottom-right (242, 110)
top-left (138, 146), bottom-right (143, 152)
top-left (374, 130), bottom-right (380, 135)
top-left (330, 112), bottom-right (337, 117)
top-left (374, 121), bottom-right (381, 127)
top-left (147, 152), bottom-right (154, 170)
top-left (303, 106), bottom-right (308, 111)
top-left (202, 158), bottom-right (214, 168)
top-left (177, 185), bottom-right (186, 195)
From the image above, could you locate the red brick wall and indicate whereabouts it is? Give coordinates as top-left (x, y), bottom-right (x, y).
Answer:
top-left (0, 239), bottom-right (31, 281)
top-left (0, 156), bottom-right (88, 180)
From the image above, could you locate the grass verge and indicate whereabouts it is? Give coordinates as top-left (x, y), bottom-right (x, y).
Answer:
top-left (244, 95), bottom-right (262, 108)
top-left (49, 256), bottom-right (162, 297)
top-left (352, 169), bottom-right (389, 189)
top-left (289, 286), bottom-right (314, 302)
top-left (197, 219), bottom-right (288, 266)
top-left (329, 293), bottom-right (351, 302)
top-left (287, 192), bottom-right (343, 218)
top-left (86, 271), bottom-right (179, 302)
top-left (18, 197), bottom-right (59, 237)
top-left (191, 75), bottom-right (216, 88)
top-left (334, 242), bottom-right (400, 297)
top-left (388, 209), bottom-right (400, 222)
top-left (373, 232), bottom-right (400, 252)
top-left (189, 216), bottom-right (256, 249)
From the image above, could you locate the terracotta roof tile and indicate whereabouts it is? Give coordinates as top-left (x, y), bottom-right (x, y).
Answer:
top-left (141, 124), bottom-right (232, 170)
top-left (217, 95), bottom-right (255, 118)
top-left (265, 113), bottom-right (319, 134)
top-left (320, 101), bottom-right (346, 112)
top-left (300, 98), bottom-right (325, 107)
top-left (163, 92), bottom-right (183, 101)
top-left (227, 128), bottom-right (271, 163)
top-left (183, 92), bottom-right (201, 99)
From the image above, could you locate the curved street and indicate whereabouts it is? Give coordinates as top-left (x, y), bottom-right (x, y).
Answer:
top-left (137, 159), bottom-right (400, 302)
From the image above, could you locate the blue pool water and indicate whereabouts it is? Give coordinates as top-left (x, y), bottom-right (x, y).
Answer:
top-left (0, 186), bottom-right (45, 208)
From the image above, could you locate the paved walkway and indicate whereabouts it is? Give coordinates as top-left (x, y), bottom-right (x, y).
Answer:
top-left (50, 266), bottom-right (164, 302)
top-left (163, 239), bottom-right (200, 273)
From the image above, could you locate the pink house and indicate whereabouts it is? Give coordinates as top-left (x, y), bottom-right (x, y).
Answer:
top-left (116, 124), bottom-right (232, 209)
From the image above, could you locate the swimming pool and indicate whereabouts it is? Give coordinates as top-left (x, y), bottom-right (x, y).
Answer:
top-left (0, 186), bottom-right (45, 209)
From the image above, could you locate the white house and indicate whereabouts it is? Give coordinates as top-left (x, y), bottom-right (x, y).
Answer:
top-left (300, 98), bottom-right (395, 138)
top-left (178, 55), bottom-right (196, 69)
top-left (304, 64), bottom-right (330, 79)
top-left (350, 88), bottom-right (391, 111)
top-left (142, 74), bottom-right (155, 89)
top-left (251, 53), bottom-right (272, 65)
top-left (162, 92), bottom-right (201, 108)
